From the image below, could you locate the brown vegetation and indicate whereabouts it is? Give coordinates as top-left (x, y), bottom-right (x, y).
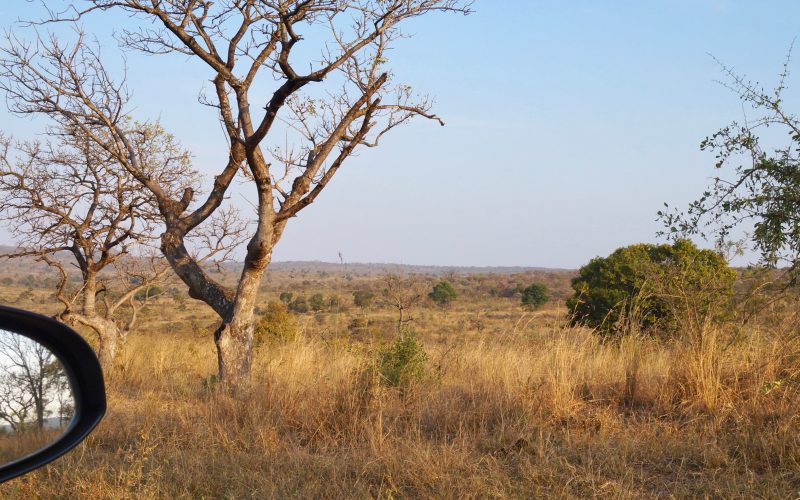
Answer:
top-left (0, 267), bottom-right (797, 498)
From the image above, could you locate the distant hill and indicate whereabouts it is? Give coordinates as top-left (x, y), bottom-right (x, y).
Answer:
top-left (264, 260), bottom-right (574, 276)
top-left (0, 245), bottom-right (574, 277)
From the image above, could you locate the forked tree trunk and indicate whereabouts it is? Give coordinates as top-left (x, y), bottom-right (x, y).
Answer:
top-left (218, 246), bottom-right (273, 390)
top-left (64, 311), bottom-right (121, 376)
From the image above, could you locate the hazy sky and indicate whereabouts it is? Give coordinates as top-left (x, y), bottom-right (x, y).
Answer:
top-left (1, 1), bottom-right (799, 268)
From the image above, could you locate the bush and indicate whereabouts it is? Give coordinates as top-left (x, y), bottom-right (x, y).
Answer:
top-left (353, 290), bottom-right (374, 308)
top-left (134, 285), bottom-right (162, 301)
top-left (521, 283), bottom-right (550, 310)
top-left (288, 296), bottom-right (309, 314)
top-left (499, 286), bottom-right (519, 298)
top-left (428, 281), bottom-right (457, 307)
top-left (327, 295), bottom-right (342, 312)
top-left (255, 301), bottom-right (299, 345)
top-left (279, 292), bottom-right (293, 304)
top-left (347, 316), bottom-right (371, 336)
top-left (566, 239), bottom-right (736, 337)
top-left (376, 329), bottom-right (427, 388)
top-left (309, 293), bottom-right (325, 312)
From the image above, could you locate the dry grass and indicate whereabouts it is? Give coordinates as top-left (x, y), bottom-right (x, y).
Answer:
top-left (0, 272), bottom-right (798, 498)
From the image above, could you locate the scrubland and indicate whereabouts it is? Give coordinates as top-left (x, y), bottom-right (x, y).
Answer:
top-left (0, 268), bottom-right (798, 498)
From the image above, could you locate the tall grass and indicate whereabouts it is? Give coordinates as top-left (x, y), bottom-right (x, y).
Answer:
top-left (2, 308), bottom-right (798, 498)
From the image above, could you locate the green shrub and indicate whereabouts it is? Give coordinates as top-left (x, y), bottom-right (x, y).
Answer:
top-left (376, 329), bottom-right (428, 388)
top-left (353, 290), bottom-right (374, 308)
top-left (428, 281), bottom-right (457, 307)
top-left (288, 296), bottom-right (309, 314)
top-left (309, 293), bottom-right (325, 312)
top-left (521, 283), bottom-right (550, 310)
top-left (279, 292), bottom-right (293, 304)
top-left (134, 285), bottom-right (162, 301)
top-left (255, 301), bottom-right (299, 345)
top-left (566, 239), bottom-right (736, 337)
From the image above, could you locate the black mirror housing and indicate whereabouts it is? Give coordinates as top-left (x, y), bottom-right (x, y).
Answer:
top-left (0, 306), bottom-right (106, 483)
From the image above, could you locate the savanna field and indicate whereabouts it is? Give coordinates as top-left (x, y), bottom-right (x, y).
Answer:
top-left (0, 263), bottom-right (797, 499)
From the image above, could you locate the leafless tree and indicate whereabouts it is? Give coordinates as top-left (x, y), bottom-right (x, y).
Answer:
top-left (0, 128), bottom-right (243, 372)
top-left (0, 330), bottom-right (68, 432)
top-left (380, 273), bottom-right (428, 332)
top-left (2, 0), bottom-right (471, 389)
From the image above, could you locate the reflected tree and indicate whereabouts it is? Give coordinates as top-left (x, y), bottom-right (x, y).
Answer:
top-left (0, 331), bottom-right (70, 432)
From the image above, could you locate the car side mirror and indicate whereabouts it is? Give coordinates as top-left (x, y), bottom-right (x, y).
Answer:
top-left (0, 306), bottom-right (106, 483)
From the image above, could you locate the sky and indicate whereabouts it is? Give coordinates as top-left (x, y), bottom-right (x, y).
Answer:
top-left (1, 1), bottom-right (799, 268)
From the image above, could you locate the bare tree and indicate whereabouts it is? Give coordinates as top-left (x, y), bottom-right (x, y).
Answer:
top-left (380, 273), bottom-right (428, 332)
top-left (0, 330), bottom-right (68, 432)
top-left (0, 126), bottom-right (238, 373)
top-left (2, 0), bottom-right (471, 389)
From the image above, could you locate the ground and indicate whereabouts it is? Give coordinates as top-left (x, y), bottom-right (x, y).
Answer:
top-left (0, 263), bottom-right (797, 498)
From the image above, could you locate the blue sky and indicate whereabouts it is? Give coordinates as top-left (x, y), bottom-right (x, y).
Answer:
top-left (1, 1), bottom-right (799, 268)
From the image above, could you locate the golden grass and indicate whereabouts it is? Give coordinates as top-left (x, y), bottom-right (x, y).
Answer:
top-left (0, 303), bottom-right (797, 499)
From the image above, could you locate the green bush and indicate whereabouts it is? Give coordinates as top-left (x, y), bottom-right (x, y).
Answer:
top-left (288, 296), bottom-right (309, 314)
top-left (521, 283), bottom-right (550, 310)
top-left (309, 293), bottom-right (325, 312)
top-left (134, 285), bottom-right (162, 301)
top-left (255, 301), bottom-right (299, 345)
top-left (279, 292), bottom-right (293, 304)
top-left (428, 280), bottom-right (457, 307)
top-left (376, 329), bottom-right (428, 388)
top-left (566, 239), bottom-right (736, 337)
top-left (353, 290), bottom-right (374, 308)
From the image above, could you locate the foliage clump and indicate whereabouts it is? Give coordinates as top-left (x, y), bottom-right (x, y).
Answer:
top-left (376, 329), bottom-right (428, 388)
top-left (255, 301), bottom-right (299, 345)
top-left (134, 286), bottom-right (162, 301)
top-left (428, 280), bottom-right (457, 307)
top-left (520, 283), bottom-right (550, 310)
top-left (566, 240), bottom-right (735, 337)
top-left (309, 293), bottom-right (325, 312)
top-left (288, 296), bottom-right (309, 314)
top-left (353, 290), bottom-right (374, 308)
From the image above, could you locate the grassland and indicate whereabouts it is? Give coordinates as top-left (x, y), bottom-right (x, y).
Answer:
top-left (0, 265), bottom-right (798, 498)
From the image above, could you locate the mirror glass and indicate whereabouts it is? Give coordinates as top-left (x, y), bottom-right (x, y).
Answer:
top-left (0, 329), bottom-right (73, 466)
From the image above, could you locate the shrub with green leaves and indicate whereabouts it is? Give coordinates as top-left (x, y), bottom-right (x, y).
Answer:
top-left (353, 290), bottom-right (374, 308)
top-left (428, 280), bottom-right (457, 307)
top-left (288, 296), bottom-right (309, 313)
top-left (376, 329), bottom-right (427, 388)
top-left (309, 293), bottom-right (325, 312)
top-left (255, 301), bottom-right (299, 345)
top-left (521, 283), bottom-right (550, 310)
top-left (566, 239), bottom-right (736, 337)
top-left (279, 292), bottom-right (293, 304)
top-left (134, 285), bottom-right (162, 301)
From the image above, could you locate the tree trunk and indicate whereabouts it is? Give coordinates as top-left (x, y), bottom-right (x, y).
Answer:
top-left (95, 322), bottom-right (119, 375)
top-left (35, 399), bottom-right (44, 431)
top-left (65, 312), bottom-right (120, 376)
top-left (214, 320), bottom-right (254, 391)
top-left (214, 234), bottom-right (274, 391)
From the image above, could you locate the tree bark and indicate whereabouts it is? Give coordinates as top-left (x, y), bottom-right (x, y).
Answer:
top-left (214, 233), bottom-right (275, 390)
top-left (63, 312), bottom-right (120, 376)
top-left (95, 321), bottom-right (119, 375)
top-left (214, 320), bottom-right (254, 390)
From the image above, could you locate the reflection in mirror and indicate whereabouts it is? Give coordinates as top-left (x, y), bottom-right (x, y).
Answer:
top-left (0, 330), bottom-right (73, 466)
